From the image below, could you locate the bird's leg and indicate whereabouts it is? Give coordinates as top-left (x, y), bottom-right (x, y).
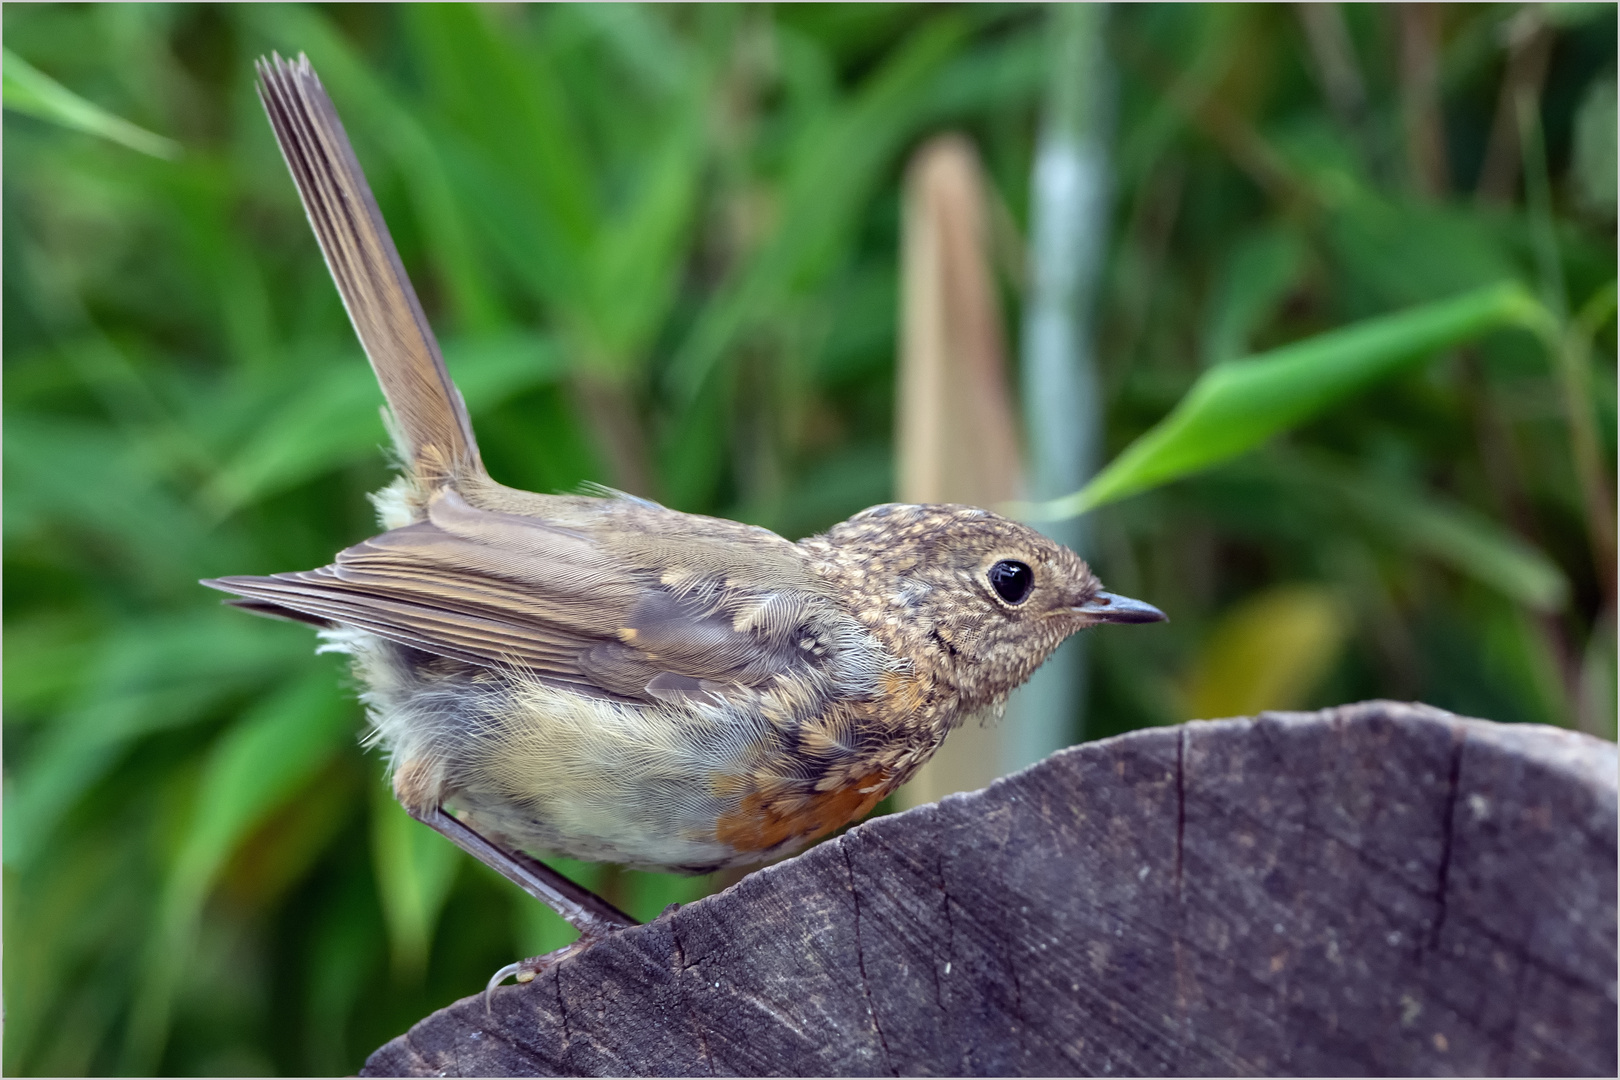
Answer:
top-left (407, 806), bottom-right (638, 935)
top-left (405, 806), bottom-right (639, 1006)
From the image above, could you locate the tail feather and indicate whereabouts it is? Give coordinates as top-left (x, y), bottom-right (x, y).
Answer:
top-left (255, 52), bottom-right (481, 487)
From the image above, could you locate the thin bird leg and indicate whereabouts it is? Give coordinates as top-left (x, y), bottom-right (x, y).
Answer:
top-left (406, 805), bottom-right (638, 936)
top-left (408, 806), bottom-right (640, 1010)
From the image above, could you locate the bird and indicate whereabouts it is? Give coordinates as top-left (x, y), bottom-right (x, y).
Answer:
top-left (206, 53), bottom-right (1166, 993)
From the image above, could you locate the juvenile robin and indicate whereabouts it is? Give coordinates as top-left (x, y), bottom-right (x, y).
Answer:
top-left (206, 54), bottom-right (1166, 990)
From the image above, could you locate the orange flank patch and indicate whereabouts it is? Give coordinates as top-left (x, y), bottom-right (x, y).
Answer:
top-left (715, 771), bottom-right (892, 853)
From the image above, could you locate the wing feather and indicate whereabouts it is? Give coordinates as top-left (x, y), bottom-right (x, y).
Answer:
top-left (202, 492), bottom-right (833, 703)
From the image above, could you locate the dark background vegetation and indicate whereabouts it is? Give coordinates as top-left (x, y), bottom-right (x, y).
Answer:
top-left (4, 4), bottom-right (1613, 1074)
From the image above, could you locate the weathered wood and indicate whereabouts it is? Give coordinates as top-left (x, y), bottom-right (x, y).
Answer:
top-left (363, 701), bottom-right (1617, 1077)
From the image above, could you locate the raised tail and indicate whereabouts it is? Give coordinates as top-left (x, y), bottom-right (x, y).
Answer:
top-left (255, 52), bottom-right (482, 489)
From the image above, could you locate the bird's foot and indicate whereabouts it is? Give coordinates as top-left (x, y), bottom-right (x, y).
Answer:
top-left (484, 938), bottom-right (593, 1013)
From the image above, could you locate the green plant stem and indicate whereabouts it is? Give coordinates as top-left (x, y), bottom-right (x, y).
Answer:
top-left (1007, 1), bottom-right (1112, 758)
top-left (1518, 79), bottom-right (1616, 601)
top-left (1555, 285), bottom-right (1619, 601)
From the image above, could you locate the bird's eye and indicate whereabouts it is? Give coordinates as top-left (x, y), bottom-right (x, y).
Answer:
top-left (988, 559), bottom-right (1034, 605)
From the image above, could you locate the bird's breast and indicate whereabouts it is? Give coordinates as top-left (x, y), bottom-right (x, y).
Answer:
top-left (344, 615), bottom-right (958, 871)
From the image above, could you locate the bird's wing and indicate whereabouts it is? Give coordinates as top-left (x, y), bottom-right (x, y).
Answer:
top-left (203, 491), bottom-right (829, 703)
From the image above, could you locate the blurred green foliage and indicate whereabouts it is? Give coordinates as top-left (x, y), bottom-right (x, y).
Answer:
top-left (4, 4), bottom-right (1614, 1075)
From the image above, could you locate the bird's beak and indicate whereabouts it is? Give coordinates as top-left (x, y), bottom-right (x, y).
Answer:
top-left (1075, 590), bottom-right (1167, 625)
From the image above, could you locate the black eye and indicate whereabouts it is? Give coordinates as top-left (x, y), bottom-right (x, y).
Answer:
top-left (988, 559), bottom-right (1034, 605)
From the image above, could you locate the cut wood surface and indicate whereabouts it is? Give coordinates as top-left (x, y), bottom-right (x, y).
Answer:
top-left (363, 701), bottom-right (1617, 1077)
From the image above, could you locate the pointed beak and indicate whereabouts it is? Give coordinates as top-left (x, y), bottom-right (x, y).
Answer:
top-left (1075, 590), bottom-right (1167, 625)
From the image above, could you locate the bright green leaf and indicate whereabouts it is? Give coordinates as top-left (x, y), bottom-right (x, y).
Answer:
top-left (1026, 282), bottom-right (1552, 519)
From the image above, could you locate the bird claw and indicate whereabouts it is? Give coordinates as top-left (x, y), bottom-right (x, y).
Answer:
top-left (483, 942), bottom-right (587, 1014)
top-left (484, 962), bottom-right (525, 1011)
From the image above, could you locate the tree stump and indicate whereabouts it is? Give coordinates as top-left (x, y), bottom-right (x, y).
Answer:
top-left (363, 701), bottom-right (1617, 1077)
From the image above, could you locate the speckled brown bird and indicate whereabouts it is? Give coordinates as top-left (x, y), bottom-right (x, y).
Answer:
top-left (207, 54), bottom-right (1165, 984)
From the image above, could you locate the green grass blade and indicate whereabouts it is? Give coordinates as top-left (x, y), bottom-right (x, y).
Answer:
top-left (1026, 282), bottom-right (1553, 519)
top-left (1280, 454), bottom-right (1572, 612)
top-left (201, 333), bottom-right (563, 516)
top-left (3, 614), bottom-right (316, 869)
top-left (1361, 483), bottom-right (1569, 612)
top-left (582, 92), bottom-right (706, 370)
top-left (120, 670), bottom-right (353, 1073)
top-left (3, 48), bottom-right (180, 159)
top-left (370, 783), bottom-right (460, 978)
top-left (666, 15), bottom-right (970, 400)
